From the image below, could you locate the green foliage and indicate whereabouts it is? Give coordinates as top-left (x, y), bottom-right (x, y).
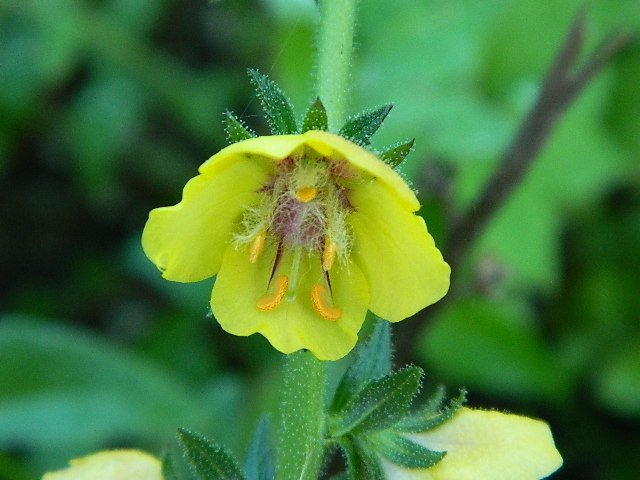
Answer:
top-left (338, 105), bottom-right (393, 146)
top-left (244, 417), bottom-right (275, 480)
top-left (339, 437), bottom-right (385, 480)
top-left (248, 69), bottom-right (298, 135)
top-left (161, 451), bottom-right (181, 480)
top-left (368, 431), bottom-right (445, 469)
top-left (1, 0), bottom-right (639, 479)
top-left (301, 97), bottom-right (329, 132)
top-left (379, 139), bottom-right (415, 169)
top-left (223, 111), bottom-right (257, 144)
top-left (395, 389), bottom-right (467, 433)
top-left (419, 298), bottom-right (571, 403)
top-left (177, 429), bottom-right (245, 480)
top-left (331, 318), bottom-right (392, 413)
top-left (330, 366), bottom-right (423, 436)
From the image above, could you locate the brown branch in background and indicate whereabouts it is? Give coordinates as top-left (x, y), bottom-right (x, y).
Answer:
top-left (445, 11), bottom-right (632, 277)
top-left (396, 10), bottom-right (632, 360)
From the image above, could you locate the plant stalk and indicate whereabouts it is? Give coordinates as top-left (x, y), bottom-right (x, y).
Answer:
top-left (316, 0), bottom-right (358, 131)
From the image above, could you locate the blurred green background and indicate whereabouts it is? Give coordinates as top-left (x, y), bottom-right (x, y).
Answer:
top-left (1, 0), bottom-right (639, 478)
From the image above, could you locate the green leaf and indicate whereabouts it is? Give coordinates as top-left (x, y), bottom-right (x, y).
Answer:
top-left (247, 69), bottom-right (297, 135)
top-left (301, 97), bottom-right (329, 132)
top-left (395, 389), bottom-right (466, 433)
top-left (338, 105), bottom-right (392, 146)
top-left (331, 318), bottom-right (392, 413)
top-left (177, 428), bottom-right (245, 480)
top-left (223, 110), bottom-right (256, 144)
top-left (0, 315), bottom-right (218, 461)
top-left (331, 366), bottom-right (422, 436)
top-left (340, 437), bottom-right (384, 480)
top-left (419, 298), bottom-right (571, 402)
top-left (161, 451), bottom-right (181, 480)
top-left (370, 431), bottom-right (445, 469)
top-left (245, 417), bottom-right (275, 480)
top-left (379, 139), bottom-right (414, 169)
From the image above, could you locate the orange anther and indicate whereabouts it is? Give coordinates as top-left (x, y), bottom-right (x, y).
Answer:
top-left (322, 239), bottom-right (336, 271)
top-left (257, 275), bottom-right (288, 311)
top-left (249, 231), bottom-right (266, 263)
top-left (311, 283), bottom-right (342, 321)
top-left (295, 187), bottom-right (317, 203)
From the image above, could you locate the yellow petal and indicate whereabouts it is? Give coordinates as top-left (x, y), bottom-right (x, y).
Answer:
top-left (142, 157), bottom-right (270, 282)
top-left (199, 134), bottom-right (310, 173)
top-left (381, 408), bottom-right (563, 480)
top-left (42, 450), bottom-right (162, 480)
top-left (210, 241), bottom-right (370, 360)
top-left (349, 178), bottom-right (450, 322)
top-left (302, 130), bottom-right (419, 212)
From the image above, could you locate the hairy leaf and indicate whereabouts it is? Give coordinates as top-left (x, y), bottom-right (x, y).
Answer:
top-left (248, 69), bottom-right (297, 135)
top-left (177, 428), bottom-right (245, 480)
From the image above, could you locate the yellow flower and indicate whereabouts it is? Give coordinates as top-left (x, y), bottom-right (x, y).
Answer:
top-left (142, 130), bottom-right (449, 360)
top-left (380, 408), bottom-right (563, 480)
top-left (42, 450), bottom-right (162, 480)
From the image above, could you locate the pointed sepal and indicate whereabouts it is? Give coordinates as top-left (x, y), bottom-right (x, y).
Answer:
top-left (161, 451), bottom-right (181, 480)
top-left (223, 110), bottom-right (256, 144)
top-left (244, 417), bottom-right (275, 480)
top-left (247, 69), bottom-right (297, 135)
top-left (302, 97), bottom-right (329, 132)
top-left (395, 389), bottom-right (467, 433)
top-left (369, 431), bottom-right (445, 469)
top-left (340, 437), bottom-right (385, 480)
top-left (379, 139), bottom-right (414, 169)
top-left (177, 428), bottom-right (245, 480)
top-left (339, 105), bottom-right (393, 146)
top-left (331, 317), bottom-right (392, 413)
top-left (330, 366), bottom-right (423, 436)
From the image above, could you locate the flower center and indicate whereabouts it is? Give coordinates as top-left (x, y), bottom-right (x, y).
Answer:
top-left (238, 150), bottom-right (354, 321)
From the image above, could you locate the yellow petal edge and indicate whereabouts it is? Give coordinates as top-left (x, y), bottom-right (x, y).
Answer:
top-left (381, 408), bottom-right (562, 480)
top-left (42, 450), bottom-right (162, 480)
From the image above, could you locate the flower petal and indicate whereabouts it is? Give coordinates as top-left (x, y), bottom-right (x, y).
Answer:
top-left (42, 450), bottom-right (162, 480)
top-left (142, 157), bottom-right (270, 282)
top-left (210, 241), bottom-right (370, 360)
top-left (199, 135), bottom-right (310, 173)
top-left (382, 407), bottom-right (562, 480)
top-left (349, 179), bottom-right (450, 322)
top-left (302, 130), bottom-right (419, 211)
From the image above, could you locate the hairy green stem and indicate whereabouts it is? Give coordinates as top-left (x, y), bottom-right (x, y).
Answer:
top-left (316, 0), bottom-right (358, 131)
top-left (276, 351), bottom-right (327, 480)
top-left (274, 4), bottom-right (358, 478)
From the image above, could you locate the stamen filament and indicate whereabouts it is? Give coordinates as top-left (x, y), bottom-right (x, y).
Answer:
top-left (322, 239), bottom-right (336, 271)
top-left (249, 231), bottom-right (266, 263)
top-left (311, 283), bottom-right (342, 321)
top-left (257, 275), bottom-right (288, 311)
top-left (286, 247), bottom-right (303, 302)
top-left (296, 187), bottom-right (317, 202)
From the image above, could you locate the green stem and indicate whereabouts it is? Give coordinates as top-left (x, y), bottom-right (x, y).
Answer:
top-left (276, 351), bottom-right (327, 480)
top-left (274, 4), bottom-right (358, 479)
top-left (316, 0), bottom-right (358, 131)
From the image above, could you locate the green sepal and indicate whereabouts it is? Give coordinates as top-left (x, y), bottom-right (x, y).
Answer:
top-left (223, 110), bottom-right (256, 144)
top-left (395, 389), bottom-right (467, 433)
top-left (177, 428), bottom-right (245, 480)
top-left (338, 105), bottom-right (393, 146)
top-left (331, 317), bottom-right (392, 413)
top-left (247, 69), bottom-right (297, 135)
top-left (161, 451), bottom-right (181, 480)
top-left (244, 416), bottom-right (275, 480)
top-left (369, 431), bottom-right (445, 469)
top-left (302, 97), bottom-right (329, 132)
top-left (379, 139), bottom-right (414, 169)
top-left (340, 437), bottom-right (385, 480)
top-left (330, 366), bottom-right (423, 436)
